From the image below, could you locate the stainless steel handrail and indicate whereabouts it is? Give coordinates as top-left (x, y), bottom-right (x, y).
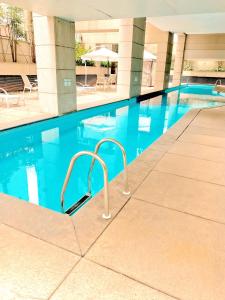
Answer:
top-left (88, 138), bottom-right (130, 196)
top-left (61, 150), bottom-right (111, 219)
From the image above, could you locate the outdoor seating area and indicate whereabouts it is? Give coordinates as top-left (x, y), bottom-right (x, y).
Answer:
top-left (0, 90), bottom-right (122, 130)
top-left (0, 74), bottom-right (38, 109)
top-left (0, 87), bottom-right (22, 108)
top-left (0, 91), bottom-right (49, 130)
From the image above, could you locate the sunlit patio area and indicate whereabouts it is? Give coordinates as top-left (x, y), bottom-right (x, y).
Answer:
top-left (0, 90), bottom-right (120, 129)
top-left (0, 85), bottom-right (156, 130)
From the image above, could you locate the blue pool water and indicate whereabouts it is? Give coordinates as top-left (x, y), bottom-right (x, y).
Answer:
top-left (0, 92), bottom-right (223, 213)
top-left (180, 84), bottom-right (225, 96)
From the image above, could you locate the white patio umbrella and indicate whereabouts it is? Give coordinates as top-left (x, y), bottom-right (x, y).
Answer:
top-left (81, 47), bottom-right (118, 62)
top-left (81, 47), bottom-right (118, 86)
top-left (144, 50), bottom-right (156, 61)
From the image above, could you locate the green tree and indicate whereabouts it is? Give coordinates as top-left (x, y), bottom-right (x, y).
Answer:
top-left (0, 6), bottom-right (3, 19)
top-left (75, 41), bottom-right (94, 66)
top-left (0, 4), bottom-right (25, 62)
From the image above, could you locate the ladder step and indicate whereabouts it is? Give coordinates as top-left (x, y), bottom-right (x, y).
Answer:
top-left (65, 193), bottom-right (92, 216)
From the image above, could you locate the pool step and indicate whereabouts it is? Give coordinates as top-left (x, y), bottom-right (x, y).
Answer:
top-left (65, 193), bottom-right (92, 216)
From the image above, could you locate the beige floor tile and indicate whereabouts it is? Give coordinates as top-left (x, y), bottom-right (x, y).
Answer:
top-left (185, 125), bottom-right (225, 138)
top-left (155, 153), bottom-right (225, 185)
top-left (72, 156), bottom-right (157, 255)
top-left (165, 109), bottom-right (200, 138)
top-left (87, 199), bottom-right (225, 300)
top-left (72, 180), bottom-right (131, 256)
top-left (50, 259), bottom-right (175, 300)
top-left (0, 194), bottom-right (81, 254)
top-left (168, 141), bottom-right (225, 163)
top-left (134, 170), bottom-right (225, 224)
top-left (136, 148), bottom-right (165, 165)
top-left (150, 141), bottom-right (174, 153)
top-left (150, 133), bottom-right (176, 153)
top-left (192, 109), bottom-right (225, 130)
top-left (0, 287), bottom-right (36, 300)
top-left (0, 224), bottom-right (79, 299)
top-left (179, 132), bottom-right (225, 149)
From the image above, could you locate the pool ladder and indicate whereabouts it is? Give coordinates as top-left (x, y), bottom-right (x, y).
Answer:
top-left (60, 138), bottom-right (130, 219)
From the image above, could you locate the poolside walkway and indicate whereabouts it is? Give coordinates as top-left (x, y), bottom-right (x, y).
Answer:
top-left (1, 105), bottom-right (225, 299)
top-left (0, 93), bottom-right (54, 131)
top-left (0, 87), bottom-right (154, 131)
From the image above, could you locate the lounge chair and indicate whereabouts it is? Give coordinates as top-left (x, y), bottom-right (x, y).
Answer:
top-left (0, 88), bottom-right (21, 108)
top-left (96, 75), bottom-right (108, 90)
top-left (21, 74), bottom-right (38, 93)
top-left (108, 74), bottom-right (117, 87)
top-left (76, 82), bottom-right (96, 95)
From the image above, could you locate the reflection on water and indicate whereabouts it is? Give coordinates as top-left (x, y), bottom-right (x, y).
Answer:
top-left (0, 91), bottom-right (222, 212)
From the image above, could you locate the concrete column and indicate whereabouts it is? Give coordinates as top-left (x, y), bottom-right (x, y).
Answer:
top-left (117, 18), bottom-right (146, 98)
top-left (172, 33), bottom-right (186, 86)
top-left (33, 14), bottom-right (76, 115)
top-left (154, 32), bottom-right (173, 90)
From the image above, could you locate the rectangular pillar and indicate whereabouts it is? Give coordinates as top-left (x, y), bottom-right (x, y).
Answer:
top-left (154, 32), bottom-right (173, 90)
top-left (172, 33), bottom-right (186, 86)
top-left (33, 14), bottom-right (76, 115)
top-left (117, 18), bottom-right (146, 98)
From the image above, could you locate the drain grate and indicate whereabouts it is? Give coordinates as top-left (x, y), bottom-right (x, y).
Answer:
top-left (65, 193), bottom-right (92, 216)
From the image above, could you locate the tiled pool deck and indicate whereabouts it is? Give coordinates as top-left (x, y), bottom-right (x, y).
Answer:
top-left (1, 104), bottom-right (225, 299)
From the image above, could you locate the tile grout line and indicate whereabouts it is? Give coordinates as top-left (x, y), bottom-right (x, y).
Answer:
top-left (176, 138), bottom-right (225, 150)
top-left (149, 168), bottom-right (225, 189)
top-left (81, 155), bottom-right (171, 256)
top-left (152, 167), bottom-right (225, 188)
top-left (84, 256), bottom-right (181, 300)
top-left (175, 108), bottom-right (202, 141)
top-left (69, 215), bottom-right (82, 256)
top-left (2, 222), bottom-right (81, 256)
top-left (132, 196), bottom-right (225, 227)
top-left (73, 152), bottom-right (168, 256)
top-left (174, 135), bottom-right (225, 149)
top-left (166, 149), bottom-right (225, 165)
top-left (80, 194), bottom-right (132, 256)
top-left (47, 257), bottom-right (82, 300)
top-left (156, 147), bottom-right (225, 169)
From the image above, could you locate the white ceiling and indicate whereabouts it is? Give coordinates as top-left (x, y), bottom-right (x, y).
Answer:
top-left (3, 0), bottom-right (225, 33)
top-left (149, 13), bottom-right (225, 34)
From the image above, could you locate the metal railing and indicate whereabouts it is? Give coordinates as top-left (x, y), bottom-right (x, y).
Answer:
top-left (60, 150), bottom-right (111, 219)
top-left (60, 138), bottom-right (130, 220)
top-left (88, 138), bottom-right (130, 196)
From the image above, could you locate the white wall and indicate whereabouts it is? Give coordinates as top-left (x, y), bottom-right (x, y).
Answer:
top-left (0, 37), bottom-right (34, 64)
top-left (185, 34), bottom-right (225, 60)
top-left (0, 62), bottom-right (36, 75)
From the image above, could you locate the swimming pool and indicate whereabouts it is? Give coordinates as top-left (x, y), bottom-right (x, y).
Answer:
top-left (0, 92), bottom-right (222, 213)
top-left (180, 84), bottom-right (225, 96)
